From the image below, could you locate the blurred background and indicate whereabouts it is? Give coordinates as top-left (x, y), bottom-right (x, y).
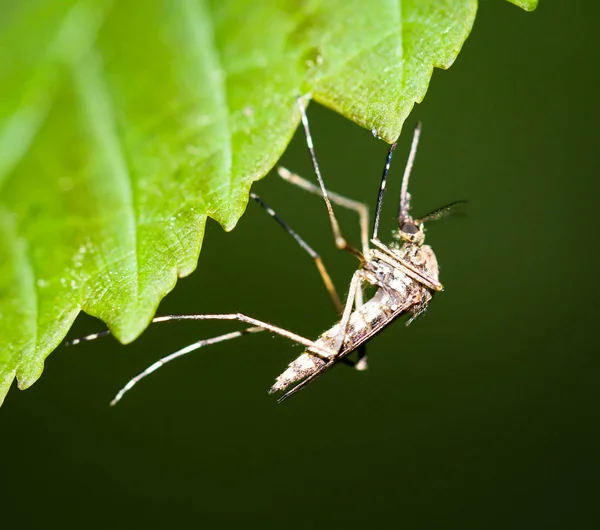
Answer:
top-left (3, 2), bottom-right (599, 528)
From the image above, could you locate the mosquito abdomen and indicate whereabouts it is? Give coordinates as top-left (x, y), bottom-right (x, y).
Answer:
top-left (269, 287), bottom-right (408, 393)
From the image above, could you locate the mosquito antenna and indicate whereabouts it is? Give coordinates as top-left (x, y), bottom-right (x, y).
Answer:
top-left (371, 142), bottom-right (397, 240)
top-left (110, 327), bottom-right (264, 406)
top-left (416, 200), bottom-right (468, 224)
top-left (398, 122), bottom-right (422, 224)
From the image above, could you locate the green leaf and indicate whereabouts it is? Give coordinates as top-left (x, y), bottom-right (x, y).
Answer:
top-left (506, 0), bottom-right (538, 12)
top-left (0, 0), bottom-right (536, 405)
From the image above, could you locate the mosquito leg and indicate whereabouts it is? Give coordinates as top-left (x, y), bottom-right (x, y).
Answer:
top-left (371, 142), bottom-right (398, 241)
top-left (297, 97), bottom-right (363, 259)
top-left (338, 278), bottom-right (368, 371)
top-left (355, 345), bottom-right (368, 371)
top-left (398, 123), bottom-right (423, 224)
top-left (250, 192), bottom-right (342, 315)
top-left (153, 314), bottom-right (338, 358)
top-left (372, 123), bottom-right (423, 240)
top-left (67, 330), bottom-right (111, 346)
top-left (72, 312), bottom-right (336, 360)
top-left (277, 167), bottom-right (370, 256)
top-left (331, 270), bottom-right (364, 354)
top-left (110, 327), bottom-right (264, 406)
top-left (354, 279), bottom-right (364, 309)
top-left (353, 282), bottom-right (368, 371)
top-left (371, 244), bottom-right (443, 292)
top-left (70, 312), bottom-right (341, 405)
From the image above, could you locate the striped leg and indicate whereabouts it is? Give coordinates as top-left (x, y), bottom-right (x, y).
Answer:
top-left (110, 327), bottom-right (263, 405)
top-left (296, 97), bottom-right (363, 259)
top-left (68, 313), bottom-right (338, 405)
top-left (276, 165), bottom-right (371, 369)
top-left (250, 192), bottom-right (342, 315)
top-left (342, 280), bottom-right (369, 371)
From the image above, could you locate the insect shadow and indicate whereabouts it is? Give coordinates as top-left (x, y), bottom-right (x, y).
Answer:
top-left (68, 97), bottom-right (465, 405)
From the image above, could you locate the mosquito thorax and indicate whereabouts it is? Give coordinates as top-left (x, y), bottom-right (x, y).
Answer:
top-left (398, 220), bottom-right (425, 246)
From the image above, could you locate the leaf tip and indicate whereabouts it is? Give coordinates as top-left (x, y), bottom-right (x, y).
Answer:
top-left (507, 0), bottom-right (539, 12)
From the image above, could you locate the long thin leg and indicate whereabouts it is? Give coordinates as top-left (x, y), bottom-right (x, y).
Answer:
top-left (372, 142), bottom-right (397, 241)
top-left (277, 167), bottom-right (370, 256)
top-left (354, 281), bottom-right (368, 371)
top-left (398, 122), bottom-right (422, 224)
top-left (297, 97), bottom-right (363, 259)
top-left (111, 327), bottom-right (263, 406)
top-left (67, 330), bottom-right (111, 346)
top-left (71, 312), bottom-right (336, 359)
top-left (337, 282), bottom-right (368, 371)
top-left (372, 122), bottom-right (423, 239)
top-left (250, 192), bottom-right (342, 315)
top-left (331, 270), bottom-right (364, 354)
top-left (371, 244), bottom-right (443, 292)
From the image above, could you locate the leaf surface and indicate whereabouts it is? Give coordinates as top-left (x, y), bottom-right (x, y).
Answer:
top-left (0, 0), bottom-right (536, 404)
top-left (506, 0), bottom-right (538, 12)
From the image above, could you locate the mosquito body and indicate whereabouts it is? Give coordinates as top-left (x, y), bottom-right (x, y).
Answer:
top-left (270, 230), bottom-right (441, 399)
top-left (69, 96), bottom-right (462, 405)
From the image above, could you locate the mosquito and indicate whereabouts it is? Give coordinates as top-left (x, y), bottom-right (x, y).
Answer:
top-left (68, 97), bottom-right (464, 405)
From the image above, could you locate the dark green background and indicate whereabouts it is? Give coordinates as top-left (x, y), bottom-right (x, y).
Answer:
top-left (3, 2), bottom-right (599, 528)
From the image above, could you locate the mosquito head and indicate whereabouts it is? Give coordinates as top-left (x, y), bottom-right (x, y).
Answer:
top-left (399, 219), bottom-right (425, 246)
top-left (397, 200), bottom-right (467, 246)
